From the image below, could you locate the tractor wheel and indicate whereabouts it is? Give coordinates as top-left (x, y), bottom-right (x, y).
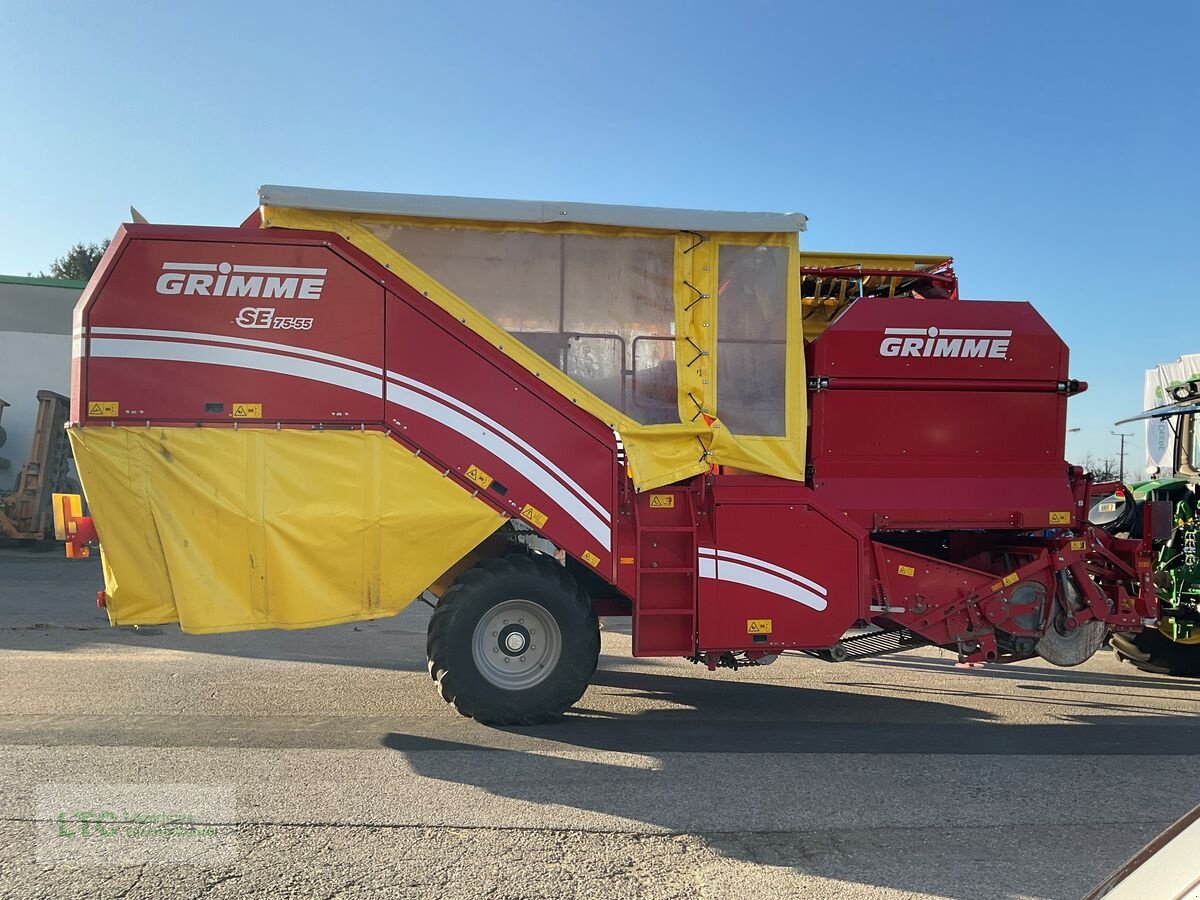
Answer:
top-left (426, 552), bottom-right (600, 725)
top-left (1112, 629), bottom-right (1200, 677)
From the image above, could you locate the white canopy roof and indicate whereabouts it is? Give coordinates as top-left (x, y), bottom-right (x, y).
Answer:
top-left (259, 185), bottom-right (807, 234)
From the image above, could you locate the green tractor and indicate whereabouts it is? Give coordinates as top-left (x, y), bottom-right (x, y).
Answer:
top-left (1099, 379), bottom-right (1200, 675)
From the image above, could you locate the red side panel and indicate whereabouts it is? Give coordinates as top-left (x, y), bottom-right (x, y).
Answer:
top-left (697, 480), bottom-right (867, 653)
top-left (80, 233), bottom-right (385, 424)
top-left (810, 298), bottom-right (1077, 530)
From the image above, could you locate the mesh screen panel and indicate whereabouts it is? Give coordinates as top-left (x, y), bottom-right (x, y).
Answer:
top-left (367, 223), bottom-right (677, 425)
top-left (715, 244), bottom-right (788, 436)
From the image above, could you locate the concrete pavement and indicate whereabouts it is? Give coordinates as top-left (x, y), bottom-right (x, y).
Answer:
top-left (1, 550), bottom-right (1198, 898)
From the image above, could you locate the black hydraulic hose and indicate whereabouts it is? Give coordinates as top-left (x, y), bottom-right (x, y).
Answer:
top-left (1111, 482), bottom-right (1140, 536)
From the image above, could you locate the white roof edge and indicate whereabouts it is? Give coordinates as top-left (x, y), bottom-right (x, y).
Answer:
top-left (258, 185), bottom-right (807, 233)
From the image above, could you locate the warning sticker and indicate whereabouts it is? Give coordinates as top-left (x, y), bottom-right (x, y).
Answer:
top-left (1002, 572), bottom-right (1019, 587)
top-left (464, 465), bottom-right (494, 490)
top-left (88, 401), bottom-right (119, 417)
top-left (747, 619), bottom-right (772, 634)
top-left (231, 403), bottom-right (262, 419)
top-left (1049, 511), bottom-right (1072, 525)
top-left (582, 550), bottom-right (600, 567)
top-left (897, 565), bottom-right (915, 577)
top-left (649, 494), bottom-right (675, 509)
top-left (1070, 539), bottom-right (1086, 551)
top-left (520, 504), bottom-right (548, 529)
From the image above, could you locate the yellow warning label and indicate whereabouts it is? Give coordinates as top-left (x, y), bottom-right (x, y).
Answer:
top-left (232, 403), bottom-right (262, 419)
top-left (88, 401), bottom-right (119, 417)
top-left (649, 494), bottom-right (675, 509)
top-left (747, 619), bottom-right (773, 634)
top-left (520, 503), bottom-right (548, 529)
top-left (464, 464), bottom-right (493, 490)
top-left (897, 565), bottom-right (915, 577)
top-left (1002, 572), bottom-right (1019, 587)
top-left (1049, 511), bottom-right (1071, 525)
top-left (1070, 539), bottom-right (1086, 551)
top-left (582, 550), bottom-right (600, 567)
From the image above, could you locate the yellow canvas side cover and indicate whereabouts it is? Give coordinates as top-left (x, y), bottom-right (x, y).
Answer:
top-left (68, 427), bottom-right (503, 633)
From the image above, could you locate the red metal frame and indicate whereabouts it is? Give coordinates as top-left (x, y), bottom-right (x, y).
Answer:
top-left (70, 223), bottom-right (1156, 666)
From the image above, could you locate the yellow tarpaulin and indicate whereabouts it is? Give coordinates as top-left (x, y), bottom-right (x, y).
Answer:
top-left (69, 427), bottom-right (503, 633)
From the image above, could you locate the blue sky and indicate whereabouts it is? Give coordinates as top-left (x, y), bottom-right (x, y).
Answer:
top-left (2, 1), bottom-right (1196, 463)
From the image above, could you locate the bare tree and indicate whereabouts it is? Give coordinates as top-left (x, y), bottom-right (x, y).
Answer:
top-left (1080, 453), bottom-right (1122, 482)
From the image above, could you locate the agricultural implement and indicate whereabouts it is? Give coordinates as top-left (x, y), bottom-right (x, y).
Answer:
top-left (1103, 373), bottom-right (1200, 675)
top-left (0, 390), bottom-right (72, 543)
top-left (58, 186), bottom-right (1160, 723)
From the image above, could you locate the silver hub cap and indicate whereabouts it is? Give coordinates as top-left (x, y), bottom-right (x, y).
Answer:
top-left (472, 599), bottom-right (562, 690)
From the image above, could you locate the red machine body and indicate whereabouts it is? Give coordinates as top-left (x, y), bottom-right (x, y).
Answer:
top-left (72, 223), bottom-right (1157, 667)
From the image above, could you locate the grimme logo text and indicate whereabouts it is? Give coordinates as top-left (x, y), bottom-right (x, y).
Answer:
top-left (879, 326), bottom-right (1012, 359)
top-left (156, 262), bottom-right (326, 300)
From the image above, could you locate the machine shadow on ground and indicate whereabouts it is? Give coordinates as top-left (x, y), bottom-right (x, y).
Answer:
top-left (382, 668), bottom-right (1198, 897)
top-left (390, 667), bottom-right (1200, 758)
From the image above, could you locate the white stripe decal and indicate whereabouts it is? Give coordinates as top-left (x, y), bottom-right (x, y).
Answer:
top-left (387, 382), bottom-right (611, 549)
top-left (161, 262), bottom-right (218, 272)
top-left (229, 265), bottom-right (327, 275)
top-left (698, 546), bottom-right (828, 609)
top-left (700, 560), bottom-right (828, 611)
top-left (158, 263), bottom-right (328, 276)
top-left (89, 338), bottom-right (384, 397)
top-left (82, 329), bottom-right (611, 528)
top-left (698, 547), bottom-right (827, 596)
top-left (389, 371), bottom-right (611, 525)
top-left (711, 562), bottom-right (827, 611)
top-left (87, 335), bottom-right (612, 550)
top-left (714, 549), bottom-right (827, 596)
top-left (87, 327), bottom-right (383, 375)
top-left (884, 327), bottom-right (1014, 338)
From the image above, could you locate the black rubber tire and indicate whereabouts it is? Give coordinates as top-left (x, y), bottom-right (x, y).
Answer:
top-left (1121, 629), bottom-right (1200, 677)
top-left (426, 552), bottom-right (600, 725)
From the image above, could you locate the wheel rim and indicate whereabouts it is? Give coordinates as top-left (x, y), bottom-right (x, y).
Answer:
top-left (471, 598), bottom-right (562, 690)
top-left (1159, 619), bottom-right (1200, 645)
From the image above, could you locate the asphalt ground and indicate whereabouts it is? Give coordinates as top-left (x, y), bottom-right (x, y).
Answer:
top-left (1, 549), bottom-right (1198, 899)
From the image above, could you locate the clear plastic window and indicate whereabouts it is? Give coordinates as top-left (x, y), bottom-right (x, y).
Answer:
top-left (715, 244), bottom-right (789, 436)
top-left (367, 223), bottom-right (678, 425)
